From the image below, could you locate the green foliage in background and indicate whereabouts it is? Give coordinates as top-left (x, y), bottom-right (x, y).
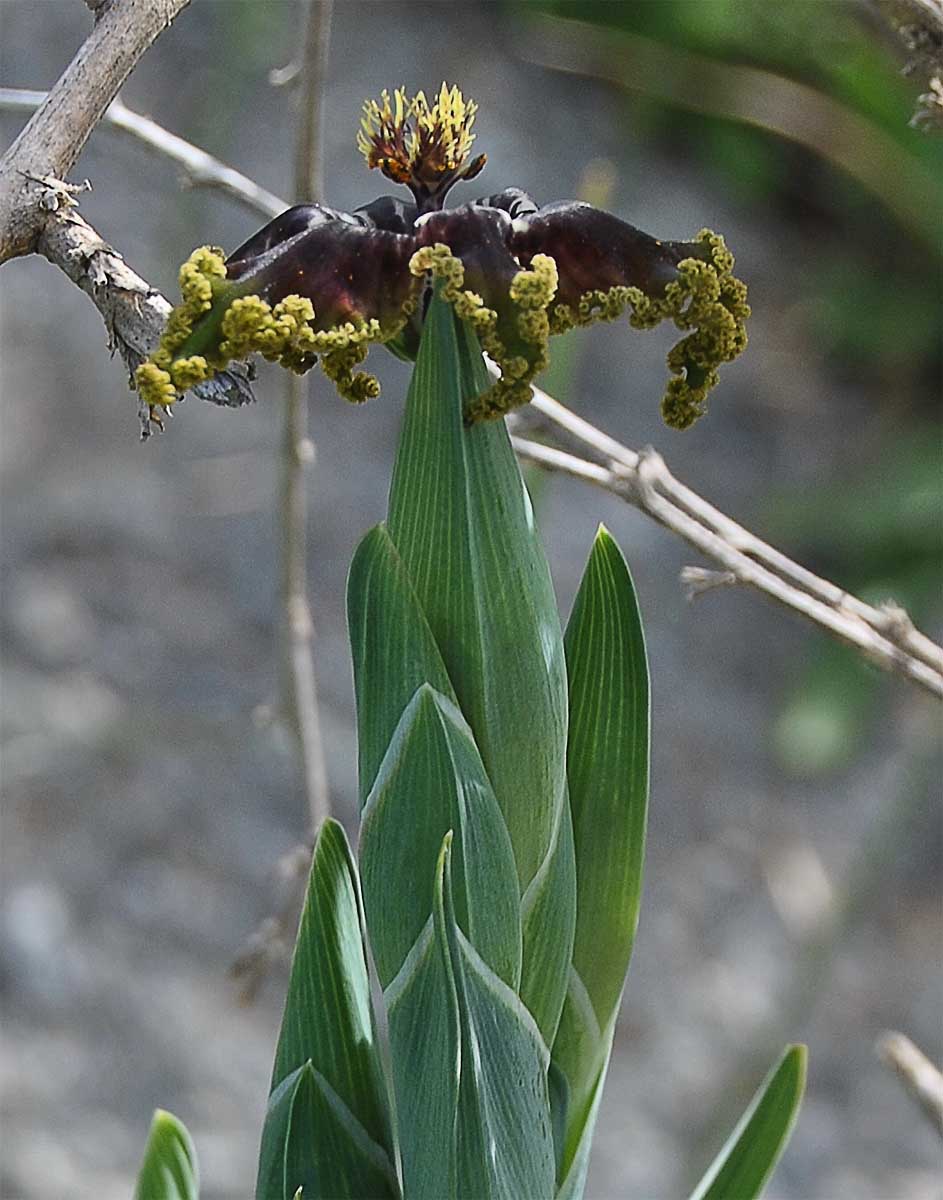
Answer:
top-left (522, 0), bottom-right (941, 380)
top-left (768, 429), bottom-right (943, 774)
top-left (135, 296), bottom-right (805, 1198)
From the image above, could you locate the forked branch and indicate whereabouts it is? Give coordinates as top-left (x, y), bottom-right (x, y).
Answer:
top-left (510, 388), bottom-right (943, 699)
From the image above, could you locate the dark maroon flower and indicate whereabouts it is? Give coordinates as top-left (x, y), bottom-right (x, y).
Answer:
top-left (137, 85), bottom-right (749, 431)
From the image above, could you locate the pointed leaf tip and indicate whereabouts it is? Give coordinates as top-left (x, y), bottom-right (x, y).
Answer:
top-left (360, 683), bottom-right (521, 992)
top-left (554, 527), bottom-right (650, 1166)
top-left (688, 1044), bottom-right (807, 1200)
top-left (134, 1109), bottom-right (199, 1200)
top-left (389, 827), bottom-right (556, 1200)
top-left (260, 818), bottom-right (397, 1199)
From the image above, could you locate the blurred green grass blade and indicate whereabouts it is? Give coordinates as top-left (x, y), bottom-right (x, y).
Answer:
top-left (134, 1109), bottom-right (199, 1200)
top-left (553, 525), bottom-right (649, 1154)
top-left (360, 683), bottom-right (521, 991)
top-left (348, 522), bottom-right (457, 805)
top-left (257, 1062), bottom-right (400, 1200)
top-left (688, 1045), bottom-right (807, 1200)
top-left (261, 819), bottom-right (397, 1196)
top-left (386, 293), bottom-right (574, 1045)
top-left (387, 834), bottom-right (557, 1200)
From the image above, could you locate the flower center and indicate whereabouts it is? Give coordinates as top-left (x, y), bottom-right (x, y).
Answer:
top-left (357, 84), bottom-right (487, 213)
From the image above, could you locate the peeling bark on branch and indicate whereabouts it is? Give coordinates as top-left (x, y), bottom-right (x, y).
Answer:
top-left (38, 204), bottom-right (254, 431)
top-left (0, 0), bottom-right (191, 263)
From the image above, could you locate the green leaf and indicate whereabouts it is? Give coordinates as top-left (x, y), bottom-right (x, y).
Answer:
top-left (550, 975), bottom-right (605, 1186)
top-left (553, 525), bottom-right (650, 1169)
top-left (134, 1109), bottom-right (199, 1200)
top-left (257, 1063), bottom-right (399, 1200)
top-left (386, 833), bottom-right (557, 1200)
top-left (564, 526), bottom-right (650, 1022)
top-left (520, 798), bottom-right (577, 1047)
top-left (347, 523), bottom-right (457, 805)
top-left (258, 819), bottom-right (397, 1199)
top-left (553, 1047), bottom-right (611, 1200)
top-left (689, 1045), bottom-right (807, 1200)
top-left (360, 683), bottom-right (522, 991)
top-left (386, 293), bottom-right (574, 1045)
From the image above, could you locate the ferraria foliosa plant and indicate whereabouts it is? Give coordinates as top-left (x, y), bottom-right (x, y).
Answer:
top-left (134, 87), bottom-right (805, 1200)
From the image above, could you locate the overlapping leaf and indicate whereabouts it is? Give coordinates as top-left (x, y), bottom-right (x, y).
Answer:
top-left (359, 683), bottom-right (521, 992)
top-left (386, 834), bottom-right (557, 1200)
top-left (385, 293), bottom-right (575, 1045)
top-left (134, 1109), bottom-right (199, 1200)
top-left (257, 819), bottom-right (397, 1200)
top-left (553, 1050), bottom-right (611, 1200)
top-left (257, 1062), bottom-right (398, 1200)
top-left (347, 523), bottom-right (457, 805)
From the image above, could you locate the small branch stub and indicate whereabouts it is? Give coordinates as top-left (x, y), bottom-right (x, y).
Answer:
top-left (877, 1031), bottom-right (943, 1138)
top-left (681, 566), bottom-right (739, 599)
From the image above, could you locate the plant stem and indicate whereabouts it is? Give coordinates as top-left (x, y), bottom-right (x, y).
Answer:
top-left (280, 0), bottom-right (333, 833)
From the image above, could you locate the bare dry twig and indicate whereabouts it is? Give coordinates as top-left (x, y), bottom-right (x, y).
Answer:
top-left (872, 0), bottom-right (943, 129)
top-left (232, 0), bottom-right (334, 1001)
top-left (0, 0), bottom-right (191, 262)
top-left (878, 1030), bottom-right (943, 1138)
top-left (3, 83), bottom-right (940, 699)
top-left (509, 388), bottom-right (943, 699)
top-left (279, 0), bottom-right (334, 838)
top-left (0, 89), bottom-right (284, 220)
top-left (29, 182), bottom-right (255, 426)
top-left (0, 6), bottom-right (257, 427)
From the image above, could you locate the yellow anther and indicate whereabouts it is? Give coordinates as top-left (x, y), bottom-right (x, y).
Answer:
top-left (135, 361), bottom-right (177, 413)
top-left (169, 355), bottom-right (211, 390)
top-left (358, 84), bottom-right (480, 186)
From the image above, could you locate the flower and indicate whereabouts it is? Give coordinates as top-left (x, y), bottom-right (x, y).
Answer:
top-left (137, 85), bottom-right (750, 431)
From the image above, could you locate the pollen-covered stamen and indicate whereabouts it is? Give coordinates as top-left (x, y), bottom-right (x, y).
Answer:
top-left (135, 214), bottom-right (422, 413)
top-left (357, 87), bottom-right (414, 184)
top-left (410, 84), bottom-right (479, 179)
top-left (510, 206), bottom-right (750, 430)
top-left (357, 84), bottom-right (487, 212)
top-left (412, 204), bottom-right (559, 423)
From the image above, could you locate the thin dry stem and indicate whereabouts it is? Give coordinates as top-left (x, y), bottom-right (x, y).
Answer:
top-left (510, 390), bottom-right (942, 699)
top-left (278, 0), bottom-right (334, 838)
top-left (294, 0), bottom-right (333, 206)
top-left (877, 1031), bottom-right (943, 1138)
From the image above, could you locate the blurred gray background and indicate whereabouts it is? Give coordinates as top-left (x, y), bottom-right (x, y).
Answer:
top-left (2, 2), bottom-right (940, 1197)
